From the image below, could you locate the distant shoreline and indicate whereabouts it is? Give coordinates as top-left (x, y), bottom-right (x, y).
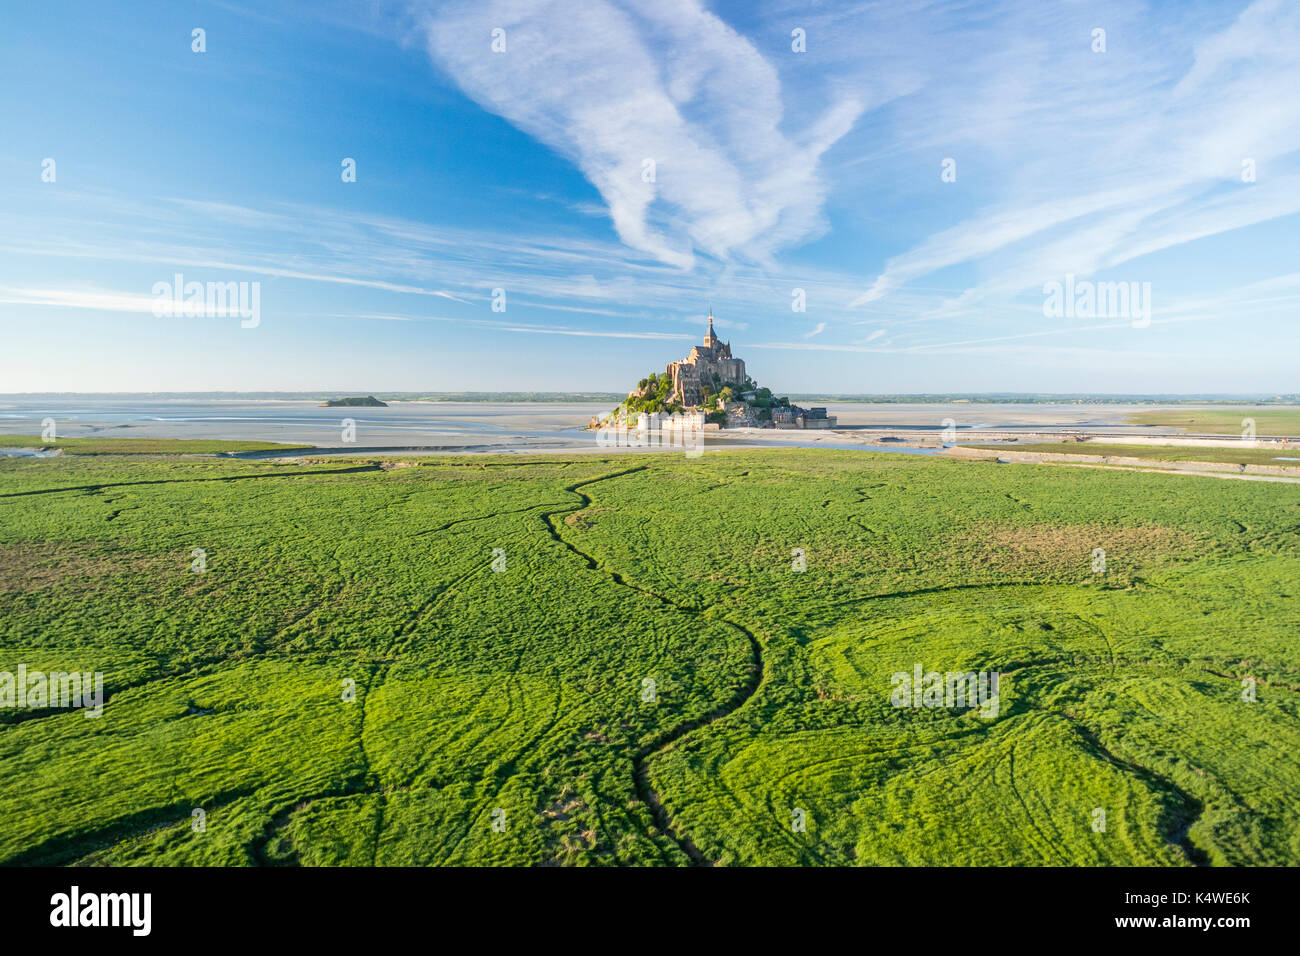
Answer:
top-left (1, 392), bottom-right (1297, 406)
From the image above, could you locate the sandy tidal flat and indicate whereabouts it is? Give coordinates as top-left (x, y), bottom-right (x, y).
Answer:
top-left (1, 398), bottom-right (1295, 455)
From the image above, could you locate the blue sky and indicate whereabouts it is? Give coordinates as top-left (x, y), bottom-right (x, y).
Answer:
top-left (1, 0), bottom-right (1298, 393)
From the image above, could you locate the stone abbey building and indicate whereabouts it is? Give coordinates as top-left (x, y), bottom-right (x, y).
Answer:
top-left (604, 310), bottom-right (837, 432)
top-left (666, 311), bottom-right (747, 406)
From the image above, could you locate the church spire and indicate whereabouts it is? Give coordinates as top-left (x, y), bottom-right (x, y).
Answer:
top-left (704, 307), bottom-right (717, 347)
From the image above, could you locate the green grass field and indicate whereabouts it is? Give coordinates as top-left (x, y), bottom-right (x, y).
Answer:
top-left (1124, 408), bottom-right (1300, 437)
top-left (1, 449), bottom-right (1297, 866)
top-left (0, 435), bottom-right (311, 456)
top-left (969, 442), bottom-right (1300, 467)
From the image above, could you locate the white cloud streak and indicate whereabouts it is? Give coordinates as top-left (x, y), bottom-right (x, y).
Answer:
top-left (843, 0), bottom-right (1300, 314)
top-left (420, 0), bottom-right (862, 269)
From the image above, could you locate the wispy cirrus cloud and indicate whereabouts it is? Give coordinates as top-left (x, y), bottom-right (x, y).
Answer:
top-left (842, 0), bottom-right (1300, 315)
top-left (419, 0), bottom-right (862, 269)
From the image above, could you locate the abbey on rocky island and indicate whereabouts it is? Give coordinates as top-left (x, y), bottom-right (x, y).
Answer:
top-left (666, 311), bottom-right (747, 406)
top-left (608, 311), bottom-right (837, 431)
